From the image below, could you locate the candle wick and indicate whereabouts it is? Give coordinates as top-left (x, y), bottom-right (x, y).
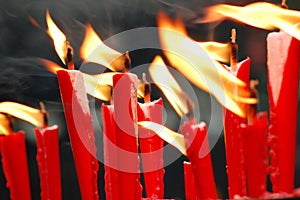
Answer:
top-left (185, 98), bottom-right (196, 125)
top-left (66, 41), bottom-right (74, 70)
top-left (248, 80), bottom-right (259, 124)
top-left (123, 51), bottom-right (131, 73)
top-left (230, 28), bottom-right (238, 72)
top-left (281, 0), bottom-right (288, 8)
top-left (142, 73), bottom-right (151, 103)
top-left (40, 102), bottom-right (49, 128)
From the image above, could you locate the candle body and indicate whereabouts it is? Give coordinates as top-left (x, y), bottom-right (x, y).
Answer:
top-left (137, 98), bottom-right (164, 199)
top-left (241, 112), bottom-right (268, 198)
top-left (35, 125), bottom-right (62, 200)
top-left (113, 73), bottom-right (142, 200)
top-left (183, 161), bottom-right (198, 200)
top-left (57, 70), bottom-right (99, 200)
top-left (267, 31), bottom-right (300, 193)
top-left (0, 131), bottom-right (31, 200)
top-left (223, 58), bottom-right (250, 198)
top-left (180, 122), bottom-right (217, 199)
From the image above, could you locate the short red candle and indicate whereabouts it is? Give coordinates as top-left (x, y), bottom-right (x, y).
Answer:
top-left (57, 70), bottom-right (99, 200)
top-left (35, 125), bottom-right (62, 200)
top-left (183, 161), bottom-right (198, 200)
top-left (113, 73), bottom-right (142, 200)
top-left (267, 31), bottom-right (300, 193)
top-left (0, 131), bottom-right (31, 200)
top-left (138, 98), bottom-right (164, 199)
top-left (223, 58), bottom-right (250, 198)
top-left (180, 121), bottom-right (217, 199)
top-left (241, 112), bottom-right (268, 198)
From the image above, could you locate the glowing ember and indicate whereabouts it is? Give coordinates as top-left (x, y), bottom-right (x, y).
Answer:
top-left (197, 2), bottom-right (300, 41)
top-left (138, 121), bottom-right (186, 155)
top-left (80, 24), bottom-right (127, 72)
top-left (46, 10), bottom-right (68, 64)
top-left (149, 56), bottom-right (193, 118)
top-left (157, 12), bottom-right (257, 118)
top-left (0, 102), bottom-right (44, 128)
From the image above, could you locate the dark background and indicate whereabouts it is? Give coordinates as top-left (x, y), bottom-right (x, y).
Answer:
top-left (0, 0), bottom-right (299, 199)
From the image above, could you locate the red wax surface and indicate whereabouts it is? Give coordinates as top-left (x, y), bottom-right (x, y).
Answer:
top-left (0, 131), bottom-right (31, 200)
top-left (223, 58), bottom-right (250, 198)
top-left (137, 98), bottom-right (164, 199)
top-left (180, 122), bottom-right (217, 199)
top-left (183, 161), bottom-right (198, 200)
top-left (57, 70), bottom-right (99, 200)
top-left (267, 31), bottom-right (300, 193)
top-left (241, 112), bottom-right (268, 198)
top-left (35, 125), bottom-right (62, 200)
top-left (101, 104), bottom-right (119, 200)
top-left (113, 73), bottom-right (142, 200)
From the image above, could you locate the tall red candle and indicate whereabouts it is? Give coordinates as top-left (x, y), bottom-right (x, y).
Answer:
top-left (0, 131), bottom-right (31, 200)
top-left (223, 58), bottom-right (250, 198)
top-left (101, 104), bottom-right (119, 200)
top-left (113, 73), bottom-right (142, 200)
top-left (57, 70), bottom-right (99, 200)
top-left (137, 98), bottom-right (164, 198)
top-left (180, 121), bottom-right (217, 199)
top-left (240, 112), bottom-right (268, 198)
top-left (35, 125), bottom-right (62, 200)
top-left (267, 31), bottom-right (300, 193)
top-left (183, 161), bottom-right (198, 200)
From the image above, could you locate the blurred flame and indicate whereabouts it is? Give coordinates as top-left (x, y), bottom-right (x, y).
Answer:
top-left (46, 10), bottom-right (67, 64)
top-left (138, 121), bottom-right (186, 155)
top-left (157, 12), bottom-right (257, 118)
top-left (198, 42), bottom-right (230, 63)
top-left (0, 102), bottom-right (44, 128)
top-left (149, 56), bottom-right (192, 117)
top-left (80, 24), bottom-right (126, 71)
top-left (197, 2), bottom-right (300, 41)
top-left (0, 114), bottom-right (12, 135)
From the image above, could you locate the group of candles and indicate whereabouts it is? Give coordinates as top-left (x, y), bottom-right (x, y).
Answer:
top-left (0, 1), bottom-right (300, 200)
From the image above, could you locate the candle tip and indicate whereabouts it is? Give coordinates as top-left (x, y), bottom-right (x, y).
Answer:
top-left (66, 41), bottom-right (74, 70)
top-left (40, 102), bottom-right (48, 128)
top-left (142, 73), bottom-right (151, 103)
top-left (123, 51), bottom-right (131, 73)
top-left (230, 28), bottom-right (238, 71)
top-left (231, 28), bottom-right (236, 44)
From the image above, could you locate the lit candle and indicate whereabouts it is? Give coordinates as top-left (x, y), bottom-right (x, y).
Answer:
top-left (35, 103), bottom-right (61, 200)
top-left (138, 74), bottom-right (164, 199)
top-left (267, 31), bottom-right (300, 193)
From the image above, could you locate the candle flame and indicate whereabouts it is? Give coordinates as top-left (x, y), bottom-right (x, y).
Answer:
top-left (0, 114), bottom-right (12, 135)
top-left (197, 2), bottom-right (300, 41)
top-left (157, 12), bottom-right (257, 118)
top-left (0, 102), bottom-right (44, 128)
top-left (46, 10), bottom-right (68, 64)
top-left (149, 56), bottom-right (192, 117)
top-left (138, 121), bottom-right (186, 155)
top-left (80, 24), bottom-right (126, 71)
top-left (198, 42), bottom-right (230, 63)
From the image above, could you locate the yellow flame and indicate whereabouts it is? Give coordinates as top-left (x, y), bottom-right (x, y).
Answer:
top-left (138, 121), bottom-right (186, 155)
top-left (0, 102), bottom-right (44, 128)
top-left (149, 56), bottom-right (192, 117)
top-left (158, 12), bottom-right (257, 118)
top-left (46, 10), bottom-right (67, 64)
top-left (0, 114), bottom-right (12, 135)
top-left (198, 2), bottom-right (300, 41)
top-left (198, 42), bottom-right (230, 63)
top-left (80, 24), bottom-right (126, 71)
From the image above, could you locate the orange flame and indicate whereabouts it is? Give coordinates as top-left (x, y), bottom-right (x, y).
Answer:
top-left (149, 56), bottom-right (193, 117)
top-left (0, 114), bottom-right (12, 135)
top-left (80, 24), bottom-right (126, 71)
top-left (197, 2), bottom-right (300, 41)
top-left (46, 10), bottom-right (68, 64)
top-left (0, 102), bottom-right (44, 128)
top-left (198, 42), bottom-right (230, 63)
top-left (157, 12), bottom-right (257, 118)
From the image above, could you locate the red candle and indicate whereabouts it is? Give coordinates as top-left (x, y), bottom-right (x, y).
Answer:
top-left (113, 73), bottom-right (142, 200)
top-left (101, 104), bottom-right (119, 200)
top-left (0, 131), bottom-right (31, 200)
top-left (267, 31), bottom-right (300, 193)
top-left (35, 125), bottom-right (62, 200)
top-left (137, 98), bottom-right (164, 198)
top-left (180, 121), bottom-right (217, 199)
top-left (183, 161), bottom-right (198, 200)
top-left (223, 58), bottom-right (250, 198)
top-left (57, 70), bottom-right (99, 200)
top-left (240, 112), bottom-right (268, 198)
